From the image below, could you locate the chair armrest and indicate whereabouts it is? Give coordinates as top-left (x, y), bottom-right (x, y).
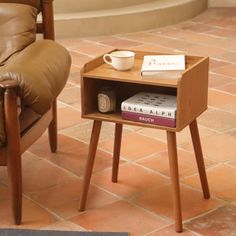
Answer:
top-left (3, 39), bottom-right (71, 115)
top-left (0, 74), bottom-right (20, 89)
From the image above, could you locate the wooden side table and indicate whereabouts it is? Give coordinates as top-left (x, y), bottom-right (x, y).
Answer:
top-left (79, 50), bottom-right (210, 233)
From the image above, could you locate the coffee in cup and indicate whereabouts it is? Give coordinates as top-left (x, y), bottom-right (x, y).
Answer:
top-left (103, 51), bottom-right (135, 71)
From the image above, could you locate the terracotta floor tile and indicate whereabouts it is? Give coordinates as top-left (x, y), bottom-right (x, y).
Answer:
top-left (72, 41), bottom-right (113, 56)
top-left (163, 29), bottom-right (225, 48)
top-left (182, 133), bottom-right (236, 162)
top-left (57, 101), bottom-right (67, 109)
top-left (209, 59), bottom-right (231, 71)
top-left (29, 134), bottom-right (87, 157)
top-left (64, 82), bottom-right (76, 89)
top-left (229, 160), bottom-right (236, 168)
top-left (130, 43), bottom-right (177, 54)
top-left (0, 152), bottom-right (77, 194)
top-left (69, 51), bottom-right (92, 68)
top-left (57, 107), bottom-right (85, 130)
top-left (146, 35), bottom-right (195, 51)
top-left (148, 224), bottom-right (200, 236)
top-left (69, 101), bottom-right (82, 111)
top-left (183, 164), bottom-right (236, 201)
top-left (215, 52), bottom-right (236, 63)
top-left (0, 197), bottom-right (56, 229)
top-left (198, 109), bottom-right (236, 132)
top-left (69, 201), bottom-right (169, 235)
top-left (133, 184), bottom-right (221, 221)
top-left (99, 133), bottom-right (167, 161)
top-left (85, 35), bottom-right (119, 43)
top-left (180, 23), bottom-right (217, 33)
top-left (211, 37), bottom-right (236, 51)
top-left (56, 38), bottom-right (86, 50)
top-left (120, 32), bottom-right (160, 42)
top-left (226, 127), bottom-right (236, 139)
top-left (58, 86), bottom-right (80, 106)
top-left (29, 134), bottom-right (115, 177)
top-left (208, 73), bottom-right (235, 88)
top-left (28, 179), bottom-right (118, 219)
top-left (61, 121), bottom-right (132, 144)
top-left (138, 124), bottom-right (216, 147)
top-left (42, 221), bottom-right (85, 231)
top-left (124, 32), bottom-right (196, 51)
top-left (45, 146), bottom-right (115, 177)
top-left (208, 90), bottom-right (236, 113)
top-left (91, 163), bottom-right (169, 199)
top-left (203, 17), bottom-right (236, 28)
top-left (213, 64), bottom-right (236, 78)
top-left (216, 82), bottom-right (236, 95)
top-left (69, 64), bottom-right (81, 74)
top-left (99, 38), bottom-right (142, 48)
top-left (185, 205), bottom-right (236, 236)
top-left (183, 44), bottom-right (226, 57)
top-left (68, 71), bottom-right (81, 85)
top-left (137, 150), bottom-right (214, 179)
top-left (207, 28), bottom-right (236, 38)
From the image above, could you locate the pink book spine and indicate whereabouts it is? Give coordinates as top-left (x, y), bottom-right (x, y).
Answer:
top-left (122, 111), bottom-right (176, 127)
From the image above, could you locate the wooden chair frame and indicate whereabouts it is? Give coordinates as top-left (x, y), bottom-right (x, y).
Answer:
top-left (0, 0), bottom-right (57, 224)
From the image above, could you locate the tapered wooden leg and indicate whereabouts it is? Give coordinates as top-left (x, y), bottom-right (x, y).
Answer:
top-left (48, 100), bottom-right (57, 153)
top-left (79, 120), bottom-right (102, 211)
top-left (189, 119), bottom-right (210, 199)
top-left (112, 123), bottom-right (123, 183)
top-left (4, 88), bottom-right (22, 225)
top-left (166, 131), bottom-right (182, 233)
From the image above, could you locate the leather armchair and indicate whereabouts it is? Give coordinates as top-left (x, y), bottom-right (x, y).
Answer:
top-left (0, 0), bottom-right (71, 224)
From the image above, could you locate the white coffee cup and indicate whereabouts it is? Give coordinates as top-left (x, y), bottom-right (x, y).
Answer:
top-left (103, 51), bottom-right (135, 71)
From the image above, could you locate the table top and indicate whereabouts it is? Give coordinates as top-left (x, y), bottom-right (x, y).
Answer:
top-left (82, 50), bottom-right (204, 88)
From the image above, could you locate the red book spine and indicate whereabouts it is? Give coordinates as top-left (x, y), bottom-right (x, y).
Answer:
top-left (122, 111), bottom-right (176, 127)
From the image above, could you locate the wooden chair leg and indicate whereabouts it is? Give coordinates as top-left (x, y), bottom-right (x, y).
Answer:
top-left (79, 120), bottom-right (102, 211)
top-left (112, 123), bottom-right (123, 183)
top-left (166, 131), bottom-right (182, 233)
top-left (7, 148), bottom-right (22, 225)
top-left (4, 88), bottom-right (22, 225)
top-left (189, 119), bottom-right (210, 199)
top-left (48, 100), bottom-right (57, 153)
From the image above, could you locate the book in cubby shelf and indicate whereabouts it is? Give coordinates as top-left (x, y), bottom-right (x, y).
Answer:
top-left (121, 92), bottom-right (176, 127)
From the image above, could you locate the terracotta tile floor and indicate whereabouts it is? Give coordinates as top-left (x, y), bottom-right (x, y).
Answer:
top-left (1, 7), bottom-right (236, 236)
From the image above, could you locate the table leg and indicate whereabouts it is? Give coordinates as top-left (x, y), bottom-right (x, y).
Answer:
top-left (166, 131), bottom-right (182, 233)
top-left (112, 123), bottom-right (123, 183)
top-left (79, 120), bottom-right (102, 211)
top-left (189, 119), bottom-right (210, 199)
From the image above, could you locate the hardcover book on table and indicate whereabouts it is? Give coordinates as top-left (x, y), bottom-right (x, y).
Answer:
top-left (141, 55), bottom-right (185, 79)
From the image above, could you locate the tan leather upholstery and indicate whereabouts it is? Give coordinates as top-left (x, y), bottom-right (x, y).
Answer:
top-left (0, 0), bottom-right (54, 12)
top-left (0, 0), bottom-right (40, 11)
top-left (0, 2), bottom-right (71, 146)
top-left (0, 40), bottom-right (71, 114)
top-left (0, 3), bottom-right (37, 65)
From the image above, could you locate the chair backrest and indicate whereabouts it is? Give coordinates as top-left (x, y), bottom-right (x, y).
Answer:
top-left (0, 0), bottom-right (54, 39)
